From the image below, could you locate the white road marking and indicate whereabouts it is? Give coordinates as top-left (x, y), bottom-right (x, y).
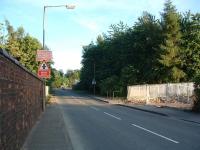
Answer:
top-left (90, 106), bottom-right (99, 111)
top-left (104, 112), bottom-right (122, 120)
top-left (131, 123), bottom-right (179, 144)
top-left (71, 96), bottom-right (86, 105)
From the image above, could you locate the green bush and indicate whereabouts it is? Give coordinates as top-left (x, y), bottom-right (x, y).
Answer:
top-left (193, 76), bottom-right (200, 112)
top-left (99, 75), bottom-right (123, 96)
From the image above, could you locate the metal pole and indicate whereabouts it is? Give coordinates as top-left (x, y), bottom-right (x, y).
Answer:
top-left (93, 62), bottom-right (95, 95)
top-left (43, 6), bottom-right (46, 49)
top-left (42, 6), bottom-right (46, 111)
top-left (43, 80), bottom-right (46, 111)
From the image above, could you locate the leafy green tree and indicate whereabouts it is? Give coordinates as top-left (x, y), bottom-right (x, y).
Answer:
top-left (193, 75), bottom-right (200, 112)
top-left (18, 35), bottom-right (41, 73)
top-left (132, 12), bottom-right (162, 83)
top-left (180, 12), bottom-right (200, 80)
top-left (50, 69), bottom-right (63, 88)
top-left (99, 75), bottom-right (120, 96)
top-left (78, 0), bottom-right (199, 97)
top-left (158, 0), bottom-right (185, 82)
top-left (0, 22), bottom-right (6, 49)
top-left (65, 69), bottom-right (80, 87)
top-left (5, 20), bottom-right (20, 59)
top-left (2, 20), bottom-right (42, 73)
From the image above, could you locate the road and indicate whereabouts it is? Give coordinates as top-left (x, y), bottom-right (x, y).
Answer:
top-left (55, 89), bottom-right (200, 150)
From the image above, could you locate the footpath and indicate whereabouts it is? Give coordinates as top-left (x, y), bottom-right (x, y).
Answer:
top-left (90, 95), bottom-right (200, 125)
top-left (22, 103), bottom-right (73, 150)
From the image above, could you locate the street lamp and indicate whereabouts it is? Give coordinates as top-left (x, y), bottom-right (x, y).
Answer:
top-left (92, 62), bottom-right (96, 95)
top-left (43, 4), bottom-right (75, 49)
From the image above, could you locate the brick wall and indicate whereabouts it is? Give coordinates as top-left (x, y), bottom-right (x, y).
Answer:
top-left (0, 49), bottom-right (44, 150)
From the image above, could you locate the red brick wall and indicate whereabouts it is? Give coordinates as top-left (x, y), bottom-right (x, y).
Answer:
top-left (0, 49), bottom-right (44, 150)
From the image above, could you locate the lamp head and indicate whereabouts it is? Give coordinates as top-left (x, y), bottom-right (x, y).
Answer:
top-left (66, 5), bottom-right (75, 9)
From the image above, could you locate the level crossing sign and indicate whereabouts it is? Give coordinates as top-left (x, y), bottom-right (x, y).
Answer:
top-left (37, 62), bottom-right (51, 78)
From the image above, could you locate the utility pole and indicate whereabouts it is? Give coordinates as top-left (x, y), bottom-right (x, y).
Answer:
top-left (93, 62), bottom-right (95, 95)
top-left (92, 62), bottom-right (96, 95)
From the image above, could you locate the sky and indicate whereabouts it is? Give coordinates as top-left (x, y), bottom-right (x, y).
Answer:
top-left (0, 0), bottom-right (200, 73)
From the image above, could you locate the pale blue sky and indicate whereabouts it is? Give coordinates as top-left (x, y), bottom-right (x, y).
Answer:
top-left (0, 0), bottom-right (200, 72)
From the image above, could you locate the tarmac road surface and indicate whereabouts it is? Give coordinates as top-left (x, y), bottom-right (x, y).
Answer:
top-left (56, 89), bottom-right (200, 150)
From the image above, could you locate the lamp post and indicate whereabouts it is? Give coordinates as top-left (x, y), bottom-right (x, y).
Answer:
top-left (42, 4), bottom-right (75, 111)
top-left (42, 4), bottom-right (75, 49)
top-left (93, 62), bottom-right (96, 95)
top-left (92, 62), bottom-right (96, 95)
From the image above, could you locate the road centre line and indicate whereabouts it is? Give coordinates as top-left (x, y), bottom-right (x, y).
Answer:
top-left (104, 112), bottom-right (122, 120)
top-left (90, 106), bottom-right (99, 111)
top-left (131, 123), bottom-right (179, 144)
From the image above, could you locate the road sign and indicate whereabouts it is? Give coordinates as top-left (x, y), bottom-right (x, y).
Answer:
top-left (92, 78), bottom-right (96, 85)
top-left (37, 62), bottom-right (51, 78)
top-left (36, 50), bottom-right (52, 62)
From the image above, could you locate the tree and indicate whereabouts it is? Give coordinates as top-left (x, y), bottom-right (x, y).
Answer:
top-left (180, 12), bottom-right (200, 80)
top-left (5, 20), bottom-right (20, 59)
top-left (78, 0), bottom-right (198, 96)
top-left (50, 69), bottom-right (64, 88)
top-left (132, 12), bottom-right (162, 83)
top-left (2, 20), bottom-right (42, 73)
top-left (99, 75), bottom-right (120, 96)
top-left (65, 70), bottom-right (80, 87)
top-left (0, 22), bottom-right (6, 49)
top-left (18, 35), bottom-right (42, 73)
top-left (193, 75), bottom-right (200, 112)
top-left (158, 0), bottom-right (185, 82)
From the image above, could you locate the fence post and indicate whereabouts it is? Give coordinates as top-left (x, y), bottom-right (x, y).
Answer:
top-left (177, 84), bottom-right (179, 102)
top-left (166, 83), bottom-right (169, 101)
top-left (187, 86), bottom-right (189, 103)
top-left (146, 84), bottom-right (149, 104)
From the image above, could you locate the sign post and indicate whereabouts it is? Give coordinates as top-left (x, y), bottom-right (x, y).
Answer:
top-left (36, 49), bottom-right (52, 111)
top-left (37, 62), bottom-right (51, 78)
top-left (36, 50), bottom-right (52, 79)
top-left (92, 78), bottom-right (96, 95)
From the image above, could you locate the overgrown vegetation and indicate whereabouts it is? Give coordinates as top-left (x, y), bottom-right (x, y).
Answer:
top-left (0, 20), bottom-right (41, 73)
top-left (0, 20), bottom-right (80, 89)
top-left (193, 76), bottom-right (200, 112)
top-left (48, 69), bottom-right (80, 88)
top-left (77, 0), bottom-right (200, 105)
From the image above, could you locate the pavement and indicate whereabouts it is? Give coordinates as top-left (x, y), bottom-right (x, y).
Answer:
top-left (90, 95), bottom-right (200, 124)
top-left (22, 103), bottom-right (73, 150)
top-left (22, 89), bottom-right (200, 150)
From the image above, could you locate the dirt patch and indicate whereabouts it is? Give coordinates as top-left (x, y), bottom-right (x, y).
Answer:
top-left (47, 96), bottom-right (57, 105)
top-left (148, 102), bottom-right (193, 110)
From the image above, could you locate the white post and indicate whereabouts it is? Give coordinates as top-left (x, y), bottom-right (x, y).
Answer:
top-left (146, 84), bottom-right (149, 104)
top-left (166, 83), bottom-right (169, 101)
top-left (157, 85), bottom-right (159, 99)
top-left (177, 84), bottom-right (179, 102)
top-left (187, 86), bottom-right (189, 103)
